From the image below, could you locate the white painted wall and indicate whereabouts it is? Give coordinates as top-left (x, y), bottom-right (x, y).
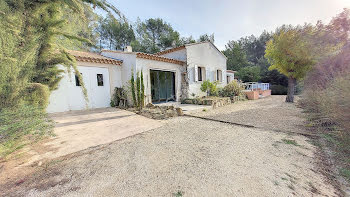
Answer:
top-left (135, 58), bottom-right (184, 104)
top-left (186, 42), bottom-right (227, 98)
top-left (47, 64), bottom-right (116, 113)
top-left (160, 48), bottom-right (187, 61)
top-left (227, 73), bottom-right (235, 83)
top-left (101, 51), bottom-right (137, 88)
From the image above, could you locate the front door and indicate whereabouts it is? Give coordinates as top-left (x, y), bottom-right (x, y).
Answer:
top-left (150, 70), bottom-right (175, 103)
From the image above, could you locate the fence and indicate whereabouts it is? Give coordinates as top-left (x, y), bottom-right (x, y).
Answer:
top-left (243, 82), bottom-right (270, 91)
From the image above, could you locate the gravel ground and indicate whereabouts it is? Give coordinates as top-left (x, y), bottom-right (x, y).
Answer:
top-left (1, 96), bottom-right (337, 196)
top-left (193, 96), bottom-right (307, 135)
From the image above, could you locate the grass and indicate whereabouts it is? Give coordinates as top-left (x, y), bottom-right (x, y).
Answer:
top-left (281, 139), bottom-right (299, 146)
top-left (340, 168), bottom-right (350, 181)
top-left (202, 108), bottom-right (207, 112)
top-left (173, 191), bottom-right (183, 197)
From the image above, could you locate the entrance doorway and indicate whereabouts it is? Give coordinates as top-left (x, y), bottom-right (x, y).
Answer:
top-left (150, 70), bottom-right (176, 103)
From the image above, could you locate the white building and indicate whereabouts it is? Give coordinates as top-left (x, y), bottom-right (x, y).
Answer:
top-left (47, 42), bottom-right (233, 113)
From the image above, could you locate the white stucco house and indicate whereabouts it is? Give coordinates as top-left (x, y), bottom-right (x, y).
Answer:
top-left (47, 41), bottom-right (233, 113)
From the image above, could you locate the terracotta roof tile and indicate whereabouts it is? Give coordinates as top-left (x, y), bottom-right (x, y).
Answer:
top-left (155, 46), bottom-right (186, 56)
top-left (68, 50), bottom-right (122, 66)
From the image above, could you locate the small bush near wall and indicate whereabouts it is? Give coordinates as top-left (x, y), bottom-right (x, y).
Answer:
top-left (219, 80), bottom-right (245, 98)
top-left (111, 87), bottom-right (128, 108)
top-left (0, 105), bottom-right (54, 158)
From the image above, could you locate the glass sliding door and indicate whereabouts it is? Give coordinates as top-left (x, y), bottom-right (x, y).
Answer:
top-left (150, 70), bottom-right (175, 103)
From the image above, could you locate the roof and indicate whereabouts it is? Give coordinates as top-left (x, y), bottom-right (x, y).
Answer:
top-left (155, 41), bottom-right (228, 59)
top-left (227, 70), bottom-right (236, 73)
top-left (68, 50), bottom-right (122, 66)
top-left (101, 49), bottom-right (185, 65)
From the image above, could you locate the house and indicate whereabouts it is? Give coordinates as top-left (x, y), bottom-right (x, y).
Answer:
top-left (226, 70), bottom-right (236, 83)
top-left (47, 42), bottom-right (231, 113)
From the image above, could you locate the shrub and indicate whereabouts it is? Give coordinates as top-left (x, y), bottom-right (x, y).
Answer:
top-left (219, 80), bottom-right (245, 97)
top-left (200, 80), bottom-right (218, 96)
top-left (0, 105), bottom-right (54, 158)
top-left (110, 87), bottom-right (128, 107)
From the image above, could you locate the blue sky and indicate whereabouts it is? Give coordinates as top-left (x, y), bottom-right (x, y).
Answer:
top-left (108, 0), bottom-right (350, 50)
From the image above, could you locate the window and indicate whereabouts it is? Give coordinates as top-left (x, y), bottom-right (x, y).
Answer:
top-left (97, 74), bottom-right (104, 86)
top-left (198, 67), bottom-right (203, 81)
top-left (75, 73), bottom-right (82, 86)
top-left (217, 70), bottom-right (222, 82)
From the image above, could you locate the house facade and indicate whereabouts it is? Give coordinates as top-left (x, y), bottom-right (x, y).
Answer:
top-left (47, 42), bottom-right (231, 113)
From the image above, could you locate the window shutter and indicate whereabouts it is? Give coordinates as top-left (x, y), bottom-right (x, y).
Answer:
top-left (221, 71), bottom-right (224, 82)
top-left (194, 65), bottom-right (198, 82)
top-left (205, 67), bottom-right (209, 81)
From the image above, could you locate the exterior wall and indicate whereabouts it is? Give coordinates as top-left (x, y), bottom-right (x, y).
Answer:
top-left (185, 42), bottom-right (227, 98)
top-left (227, 73), bottom-right (235, 83)
top-left (135, 58), bottom-right (184, 104)
top-left (47, 62), bottom-right (121, 113)
top-left (101, 51), bottom-right (137, 88)
top-left (160, 49), bottom-right (187, 61)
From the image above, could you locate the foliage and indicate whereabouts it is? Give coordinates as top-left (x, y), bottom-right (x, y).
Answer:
top-left (0, 105), bottom-right (54, 158)
top-left (222, 41), bottom-right (252, 71)
top-left (219, 80), bottom-right (245, 97)
top-left (270, 85), bottom-right (288, 95)
top-left (133, 18), bottom-right (182, 53)
top-left (301, 43), bottom-right (350, 136)
top-left (141, 70), bottom-right (145, 107)
top-left (236, 66), bottom-right (261, 82)
top-left (98, 14), bottom-right (135, 50)
top-left (110, 87), bottom-right (128, 108)
top-left (200, 80), bottom-right (218, 96)
top-left (265, 25), bottom-right (316, 102)
top-left (130, 70), bottom-right (145, 110)
top-left (222, 31), bottom-right (288, 89)
top-left (131, 69), bottom-right (137, 107)
top-left (198, 33), bottom-right (215, 43)
top-left (0, 0), bottom-right (121, 109)
top-left (23, 83), bottom-right (50, 109)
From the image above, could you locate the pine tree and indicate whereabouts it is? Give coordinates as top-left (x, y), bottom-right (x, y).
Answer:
top-left (0, 0), bottom-right (121, 108)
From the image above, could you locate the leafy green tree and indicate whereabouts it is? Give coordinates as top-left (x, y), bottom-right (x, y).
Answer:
top-left (98, 14), bottom-right (135, 50)
top-left (133, 18), bottom-right (181, 53)
top-left (236, 66), bottom-right (261, 82)
top-left (265, 25), bottom-right (316, 102)
top-left (222, 41), bottom-right (252, 71)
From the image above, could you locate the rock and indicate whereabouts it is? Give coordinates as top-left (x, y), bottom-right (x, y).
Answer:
top-left (176, 108), bottom-right (184, 116)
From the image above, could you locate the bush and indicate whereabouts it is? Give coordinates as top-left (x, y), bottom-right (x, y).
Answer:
top-left (271, 84), bottom-right (288, 95)
top-left (111, 87), bottom-right (128, 107)
top-left (219, 80), bottom-right (245, 97)
top-left (23, 83), bottom-right (50, 109)
top-left (200, 80), bottom-right (218, 96)
top-left (0, 105), bottom-right (53, 158)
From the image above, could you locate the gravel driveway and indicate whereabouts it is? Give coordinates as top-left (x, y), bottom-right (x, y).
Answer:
top-left (1, 96), bottom-right (337, 196)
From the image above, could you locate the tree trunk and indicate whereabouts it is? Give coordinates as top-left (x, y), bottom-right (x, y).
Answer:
top-left (286, 77), bottom-right (296, 103)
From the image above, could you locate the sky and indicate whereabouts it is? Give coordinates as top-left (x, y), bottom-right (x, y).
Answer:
top-left (108, 0), bottom-right (350, 50)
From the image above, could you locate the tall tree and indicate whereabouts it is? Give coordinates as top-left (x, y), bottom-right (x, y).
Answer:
top-left (265, 25), bottom-right (316, 102)
top-left (0, 0), bottom-right (121, 108)
top-left (133, 18), bottom-right (181, 53)
top-left (198, 33), bottom-right (215, 43)
top-left (222, 41), bottom-right (251, 71)
top-left (98, 14), bottom-right (135, 50)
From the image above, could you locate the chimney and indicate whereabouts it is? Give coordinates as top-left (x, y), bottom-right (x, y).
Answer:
top-left (124, 46), bottom-right (132, 52)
